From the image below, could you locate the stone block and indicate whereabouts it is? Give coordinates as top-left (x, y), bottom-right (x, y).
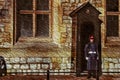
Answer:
top-left (60, 63), bottom-right (67, 69)
top-left (27, 58), bottom-right (35, 63)
top-left (23, 70), bottom-right (27, 75)
top-left (67, 63), bottom-right (71, 69)
top-left (50, 63), bottom-right (53, 69)
top-left (61, 0), bottom-right (66, 3)
top-left (62, 58), bottom-right (68, 63)
top-left (20, 58), bottom-right (26, 63)
top-left (21, 64), bottom-right (29, 69)
top-left (54, 70), bottom-right (59, 75)
top-left (13, 64), bottom-right (20, 69)
top-left (35, 58), bottom-right (42, 62)
top-left (114, 64), bottom-right (119, 68)
top-left (17, 70), bottom-right (22, 73)
top-left (7, 70), bottom-right (11, 73)
top-left (70, 0), bottom-right (75, 3)
top-left (112, 58), bottom-right (118, 63)
top-left (30, 64), bottom-right (37, 70)
top-left (10, 58), bottom-right (20, 63)
top-left (63, 19), bottom-right (71, 24)
top-left (32, 70), bottom-right (39, 73)
top-left (43, 58), bottom-right (51, 63)
top-left (109, 63), bottom-right (114, 69)
top-left (64, 69), bottom-right (71, 75)
top-left (59, 70), bottom-right (64, 75)
top-left (63, 6), bottom-right (70, 11)
top-left (39, 70), bottom-right (44, 75)
top-left (11, 69), bottom-right (16, 73)
top-left (37, 64), bottom-right (41, 69)
top-left (6, 64), bottom-right (12, 69)
top-left (5, 57), bottom-right (10, 63)
top-left (41, 64), bottom-right (49, 69)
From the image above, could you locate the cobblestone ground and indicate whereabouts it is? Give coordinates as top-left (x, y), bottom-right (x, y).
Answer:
top-left (0, 75), bottom-right (118, 80)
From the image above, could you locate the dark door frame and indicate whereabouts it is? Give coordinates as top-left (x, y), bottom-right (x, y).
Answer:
top-left (76, 21), bottom-right (101, 77)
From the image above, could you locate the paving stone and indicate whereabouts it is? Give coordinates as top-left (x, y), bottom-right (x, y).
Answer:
top-left (0, 75), bottom-right (119, 80)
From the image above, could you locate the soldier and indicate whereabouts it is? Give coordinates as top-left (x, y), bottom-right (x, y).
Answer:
top-left (84, 35), bottom-right (99, 79)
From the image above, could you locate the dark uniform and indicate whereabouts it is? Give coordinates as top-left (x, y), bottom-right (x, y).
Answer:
top-left (84, 36), bottom-right (99, 79)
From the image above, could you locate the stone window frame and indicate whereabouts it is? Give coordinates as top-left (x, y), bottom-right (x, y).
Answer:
top-left (13, 0), bottom-right (52, 43)
top-left (105, 0), bottom-right (120, 40)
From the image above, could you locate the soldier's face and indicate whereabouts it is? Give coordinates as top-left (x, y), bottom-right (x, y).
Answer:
top-left (90, 39), bottom-right (94, 43)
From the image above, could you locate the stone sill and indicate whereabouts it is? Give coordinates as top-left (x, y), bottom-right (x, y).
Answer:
top-left (18, 37), bottom-right (53, 43)
top-left (105, 37), bottom-right (120, 46)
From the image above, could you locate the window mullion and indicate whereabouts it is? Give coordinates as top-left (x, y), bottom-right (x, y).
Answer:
top-left (33, 0), bottom-right (36, 37)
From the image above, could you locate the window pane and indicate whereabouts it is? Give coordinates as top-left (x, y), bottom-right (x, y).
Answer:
top-left (36, 0), bottom-right (49, 10)
top-left (36, 14), bottom-right (49, 37)
top-left (106, 15), bottom-right (119, 37)
top-left (21, 14), bottom-right (33, 37)
top-left (106, 0), bottom-right (118, 11)
top-left (17, 0), bottom-right (33, 10)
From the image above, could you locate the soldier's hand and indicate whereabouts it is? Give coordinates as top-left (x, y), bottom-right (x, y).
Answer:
top-left (86, 57), bottom-right (88, 60)
top-left (97, 57), bottom-right (99, 60)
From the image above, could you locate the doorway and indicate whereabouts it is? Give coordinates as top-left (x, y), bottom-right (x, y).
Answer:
top-left (80, 22), bottom-right (94, 72)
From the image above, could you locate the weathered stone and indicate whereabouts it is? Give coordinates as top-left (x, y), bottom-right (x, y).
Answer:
top-left (30, 64), bottom-right (37, 69)
top-left (35, 58), bottom-right (42, 62)
top-left (23, 70), bottom-right (27, 75)
top-left (50, 63), bottom-right (53, 69)
top-left (60, 63), bottom-right (67, 69)
top-left (39, 70), bottom-right (45, 75)
top-left (64, 69), bottom-right (71, 75)
top-left (37, 64), bottom-right (41, 69)
top-left (13, 64), bottom-right (20, 69)
top-left (63, 20), bottom-right (71, 24)
top-left (20, 58), bottom-right (26, 63)
top-left (112, 58), bottom-right (118, 63)
top-left (67, 63), bottom-right (71, 69)
top-left (7, 64), bottom-right (12, 69)
top-left (59, 70), bottom-right (64, 75)
top-left (41, 64), bottom-right (49, 69)
top-left (27, 58), bottom-right (35, 63)
top-left (114, 64), bottom-right (119, 69)
top-left (43, 58), bottom-right (51, 63)
top-left (5, 58), bottom-right (9, 63)
top-left (21, 64), bottom-right (29, 69)
top-left (54, 70), bottom-right (59, 75)
top-left (11, 69), bottom-right (16, 73)
top-left (70, 0), bottom-right (75, 3)
top-left (17, 70), bottom-right (22, 73)
top-left (109, 63), bottom-right (114, 69)
top-left (10, 58), bottom-right (20, 63)
top-left (62, 58), bottom-right (68, 63)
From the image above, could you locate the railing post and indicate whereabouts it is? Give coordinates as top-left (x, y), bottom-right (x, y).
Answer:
top-left (47, 70), bottom-right (50, 80)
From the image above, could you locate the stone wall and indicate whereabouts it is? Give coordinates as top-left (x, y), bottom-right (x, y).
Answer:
top-left (60, 0), bottom-right (105, 47)
top-left (6, 57), bottom-right (73, 75)
top-left (102, 57), bottom-right (120, 75)
top-left (0, 0), bottom-right (105, 48)
top-left (0, 0), bottom-right (12, 48)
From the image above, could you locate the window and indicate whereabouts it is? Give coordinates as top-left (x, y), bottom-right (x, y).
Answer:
top-left (14, 0), bottom-right (51, 42)
top-left (106, 0), bottom-right (119, 37)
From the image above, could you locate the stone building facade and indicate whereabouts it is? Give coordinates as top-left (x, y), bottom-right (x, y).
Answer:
top-left (0, 0), bottom-right (119, 75)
